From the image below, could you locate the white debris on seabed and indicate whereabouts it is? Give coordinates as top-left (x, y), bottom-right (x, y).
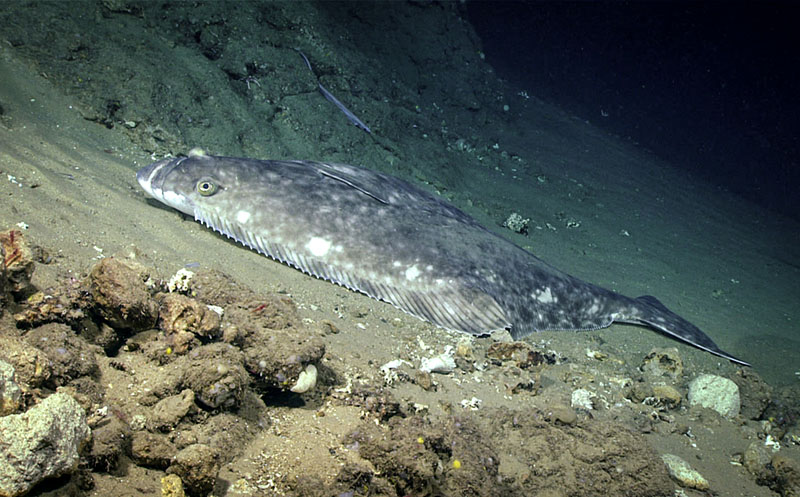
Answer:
top-left (661, 454), bottom-right (710, 491)
top-left (571, 388), bottom-right (596, 410)
top-left (687, 374), bottom-right (740, 419)
top-left (461, 397), bottom-right (482, 410)
top-left (167, 268), bottom-right (195, 293)
top-left (503, 212), bottom-right (530, 234)
top-left (379, 359), bottom-right (410, 386)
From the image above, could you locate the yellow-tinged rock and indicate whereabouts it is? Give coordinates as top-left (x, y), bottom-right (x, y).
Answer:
top-left (661, 453), bottom-right (709, 490)
top-left (161, 474), bottom-right (185, 497)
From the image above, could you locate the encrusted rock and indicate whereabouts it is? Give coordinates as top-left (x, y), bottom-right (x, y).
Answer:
top-left (771, 455), bottom-right (800, 497)
top-left (487, 341), bottom-right (552, 369)
top-left (0, 335), bottom-right (52, 389)
top-left (661, 453), bottom-right (709, 490)
top-left (0, 229), bottom-right (34, 295)
top-left (641, 347), bottom-right (683, 378)
top-left (688, 374), bottom-right (740, 419)
top-left (0, 360), bottom-right (23, 415)
top-left (162, 474), bottom-right (187, 497)
top-left (158, 293), bottom-right (221, 354)
top-left (743, 440), bottom-right (772, 479)
top-left (503, 212), bottom-right (530, 234)
top-left (0, 393), bottom-right (90, 497)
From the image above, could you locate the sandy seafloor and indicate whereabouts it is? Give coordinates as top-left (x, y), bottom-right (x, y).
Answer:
top-left (0, 2), bottom-right (798, 497)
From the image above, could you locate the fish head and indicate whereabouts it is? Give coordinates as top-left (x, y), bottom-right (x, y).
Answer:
top-left (136, 152), bottom-right (233, 218)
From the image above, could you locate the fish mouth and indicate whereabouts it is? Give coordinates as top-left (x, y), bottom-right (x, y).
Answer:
top-left (136, 157), bottom-right (185, 201)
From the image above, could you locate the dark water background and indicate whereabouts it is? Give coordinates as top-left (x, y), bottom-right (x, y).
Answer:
top-left (468, 1), bottom-right (800, 221)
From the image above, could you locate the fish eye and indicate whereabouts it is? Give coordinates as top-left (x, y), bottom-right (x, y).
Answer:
top-left (196, 178), bottom-right (218, 196)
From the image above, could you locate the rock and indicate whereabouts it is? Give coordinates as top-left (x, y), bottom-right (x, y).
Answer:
top-left (87, 414), bottom-right (131, 472)
top-left (23, 323), bottom-right (100, 387)
top-left (641, 347), bottom-right (683, 378)
top-left (771, 455), bottom-right (800, 497)
top-left (167, 443), bottom-right (221, 497)
top-left (0, 393), bottom-right (90, 497)
top-left (181, 344), bottom-right (248, 409)
top-left (652, 384), bottom-right (682, 407)
top-left (688, 374), bottom-right (740, 419)
top-left (87, 257), bottom-right (158, 331)
top-left (0, 335), bottom-right (52, 389)
top-left (0, 360), bottom-right (23, 415)
top-left (148, 389), bottom-right (198, 431)
top-left (661, 453), bottom-right (710, 490)
top-left (546, 405), bottom-right (578, 425)
top-left (131, 431), bottom-right (176, 469)
top-left (743, 440), bottom-right (772, 478)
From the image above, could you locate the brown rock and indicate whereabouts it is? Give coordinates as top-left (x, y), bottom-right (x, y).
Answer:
top-left (23, 323), bottom-right (99, 387)
top-left (87, 258), bottom-right (158, 331)
top-left (148, 389), bottom-right (198, 431)
top-left (167, 443), bottom-right (221, 497)
top-left (132, 431), bottom-right (177, 469)
top-left (652, 385), bottom-right (682, 407)
top-left (181, 344), bottom-right (248, 409)
top-left (772, 455), bottom-right (800, 497)
top-left (87, 415), bottom-right (131, 472)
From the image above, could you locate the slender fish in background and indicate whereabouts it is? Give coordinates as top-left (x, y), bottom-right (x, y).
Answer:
top-left (137, 150), bottom-right (749, 366)
top-left (295, 49), bottom-right (371, 134)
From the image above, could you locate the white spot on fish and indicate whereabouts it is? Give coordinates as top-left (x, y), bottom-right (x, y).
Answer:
top-left (236, 210), bottom-right (251, 224)
top-left (393, 261), bottom-right (402, 267)
top-left (405, 265), bottom-right (421, 281)
top-left (535, 287), bottom-right (556, 304)
top-left (306, 237), bottom-right (332, 257)
top-left (164, 190), bottom-right (183, 206)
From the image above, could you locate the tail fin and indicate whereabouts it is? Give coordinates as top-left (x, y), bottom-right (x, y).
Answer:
top-left (630, 295), bottom-right (749, 366)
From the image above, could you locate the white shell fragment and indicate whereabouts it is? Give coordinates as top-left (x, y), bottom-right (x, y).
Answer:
top-left (290, 364), bottom-right (318, 394)
top-left (419, 346), bottom-right (456, 374)
top-left (380, 359), bottom-right (411, 372)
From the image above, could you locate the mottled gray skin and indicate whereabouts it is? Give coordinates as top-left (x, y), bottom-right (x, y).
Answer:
top-left (137, 152), bottom-right (748, 366)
